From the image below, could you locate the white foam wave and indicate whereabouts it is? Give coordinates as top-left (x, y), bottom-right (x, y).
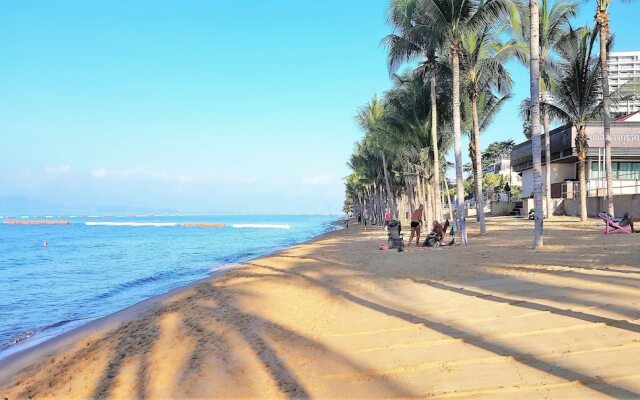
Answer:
top-left (232, 224), bottom-right (291, 229)
top-left (85, 222), bottom-right (179, 227)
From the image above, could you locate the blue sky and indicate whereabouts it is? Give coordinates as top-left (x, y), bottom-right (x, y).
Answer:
top-left (1, 1), bottom-right (639, 214)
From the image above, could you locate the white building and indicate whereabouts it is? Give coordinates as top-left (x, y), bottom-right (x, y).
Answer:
top-left (511, 118), bottom-right (640, 199)
top-left (483, 155), bottom-right (522, 187)
top-left (608, 51), bottom-right (640, 114)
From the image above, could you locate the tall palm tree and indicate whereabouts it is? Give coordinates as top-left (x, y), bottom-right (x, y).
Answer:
top-left (460, 27), bottom-right (515, 235)
top-left (512, 0), bottom-right (577, 218)
top-left (596, 0), bottom-right (636, 217)
top-left (384, 1), bottom-right (445, 222)
top-left (355, 96), bottom-right (397, 219)
top-left (382, 74), bottom-right (454, 226)
top-left (529, 0), bottom-right (544, 247)
top-left (541, 26), bottom-right (602, 222)
top-left (463, 91), bottom-right (511, 208)
top-left (394, 0), bottom-right (512, 244)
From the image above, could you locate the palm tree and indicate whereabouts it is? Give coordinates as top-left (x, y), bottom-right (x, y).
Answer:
top-left (541, 26), bottom-right (602, 222)
top-left (512, 0), bottom-right (577, 218)
top-left (528, 0), bottom-right (544, 247)
top-left (463, 90), bottom-right (511, 208)
top-left (399, 0), bottom-right (511, 244)
top-left (595, 0), bottom-right (636, 217)
top-left (460, 27), bottom-right (515, 235)
top-left (384, 1), bottom-right (445, 222)
top-left (355, 96), bottom-right (398, 219)
top-left (382, 74), bottom-right (454, 228)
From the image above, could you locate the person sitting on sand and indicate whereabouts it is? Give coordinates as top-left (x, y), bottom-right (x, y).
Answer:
top-left (407, 204), bottom-right (424, 247)
top-left (620, 212), bottom-right (637, 232)
top-left (432, 219), bottom-right (450, 245)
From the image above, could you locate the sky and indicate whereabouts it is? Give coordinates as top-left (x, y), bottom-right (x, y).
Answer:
top-left (1, 0), bottom-right (639, 214)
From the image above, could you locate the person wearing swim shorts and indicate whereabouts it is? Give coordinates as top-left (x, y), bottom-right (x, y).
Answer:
top-left (408, 204), bottom-right (424, 247)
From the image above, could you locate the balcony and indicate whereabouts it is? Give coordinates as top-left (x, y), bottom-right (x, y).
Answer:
top-left (555, 180), bottom-right (640, 198)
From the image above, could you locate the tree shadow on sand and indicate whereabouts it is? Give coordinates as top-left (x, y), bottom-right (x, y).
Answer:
top-left (247, 260), bottom-right (640, 398)
top-left (10, 269), bottom-right (414, 399)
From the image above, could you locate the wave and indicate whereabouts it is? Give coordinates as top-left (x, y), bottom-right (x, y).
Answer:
top-left (232, 224), bottom-right (290, 229)
top-left (92, 268), bottom-right (200, 301)
top-left (0, 318), bottom-right (83, 352)
top-left (85, 222), bottom-right (179, 227)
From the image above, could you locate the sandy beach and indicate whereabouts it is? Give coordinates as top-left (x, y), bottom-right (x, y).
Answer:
top-left (2, 216), bottom-right (640, 399)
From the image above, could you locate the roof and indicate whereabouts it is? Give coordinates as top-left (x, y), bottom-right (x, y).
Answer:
top-left (614, 111), bottom-right (640, 122)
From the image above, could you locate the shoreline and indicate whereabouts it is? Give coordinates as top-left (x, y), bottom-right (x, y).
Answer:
top-left (0, 221), bottom-right (342, 386)
top-left (4, 216), bottom-right (639, 398)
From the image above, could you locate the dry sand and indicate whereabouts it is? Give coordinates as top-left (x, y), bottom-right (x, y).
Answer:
top-left (2, 216), bottom-right (640, 399)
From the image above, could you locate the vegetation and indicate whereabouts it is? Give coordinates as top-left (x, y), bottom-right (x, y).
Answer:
top-left (344, 0), bottom-right (636, 247)
top-left (511, 0), bottom-right (577, 218)
top-left (540, 26), bottom-right (603, 222)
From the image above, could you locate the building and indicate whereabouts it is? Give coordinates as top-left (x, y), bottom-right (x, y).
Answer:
top-left (608, 51), bottom-right (640, 114)
top-left (511, 116), bottom-right (640, 200)
top-left (482, 155), bottom-right (522, 186)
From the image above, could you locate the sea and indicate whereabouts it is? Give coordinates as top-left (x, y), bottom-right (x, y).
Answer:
top-left (0, 214), bottom-right (338, 358)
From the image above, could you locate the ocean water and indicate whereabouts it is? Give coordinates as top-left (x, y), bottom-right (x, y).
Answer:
top-left (0, 214), bottom-right (337, 358)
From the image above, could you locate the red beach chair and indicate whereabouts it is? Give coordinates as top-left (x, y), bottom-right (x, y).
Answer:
top-left (598, 212), bottom-right (632, 235)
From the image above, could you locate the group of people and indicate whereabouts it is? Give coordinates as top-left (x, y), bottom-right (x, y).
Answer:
top-left (406, 204), bottom-right (450, 247)
top-left (350, 204), bottom-right (452, 246)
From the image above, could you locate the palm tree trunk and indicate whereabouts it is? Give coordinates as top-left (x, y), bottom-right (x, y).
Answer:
top-left (578, 159), bottom-right (588, 221)
top-left (430, 75), bottom-right (442, 222)
top-left (471, 95), bottom-right (487, 235)
top-left (406, 179), bottom-right (415, 215)
top-left (416, 172), bottom-right (425, 209)
top-left (425, 178), bottom-right (433, 233)
top-left (541, 90), bottom-right (553, 219)
top-left (576, 125), bottom-right (589, 221)
top-left (378, 183), bottom-right (385, 222)
top-left (444, 177), bottom-right (454, 222)
top-left (597, 7), bottom-right (614, 216)
top-left (381, 151), bottom-right (397, 219)
top-left (530, 0), bottom-right (544, 248)
top-left (469, 141), bottom-right (479, 221)
top-left (451, 43), bottom-right (468, 245)
top-left (367, 186), bottom-right (374, 223)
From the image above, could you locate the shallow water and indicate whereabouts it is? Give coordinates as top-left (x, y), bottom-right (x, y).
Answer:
top-left (0, 214), bottom-right (336, 357)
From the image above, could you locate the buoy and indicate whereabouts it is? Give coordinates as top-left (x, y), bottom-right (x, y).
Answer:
top-left (4, 220), bottom-right (70, 225)
top-left (180, 223), bottom-right (225, 228)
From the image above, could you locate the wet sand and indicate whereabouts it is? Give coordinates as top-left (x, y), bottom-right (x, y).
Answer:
top-left (2, 216), bottom-right (640, 399)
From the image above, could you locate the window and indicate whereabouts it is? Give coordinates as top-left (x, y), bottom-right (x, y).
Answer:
top-left (618, 162), bottom-right (631, 179)
top-left (591, 161), bottom-right (602, 179)
top-left (591, 162), bottom-right (640, 180)
top-left (632, 163), bottom-right (640, 180)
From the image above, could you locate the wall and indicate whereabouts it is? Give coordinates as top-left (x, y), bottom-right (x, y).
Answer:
top-left (521, 163), bottom-right (577, 199)
top-left (522, 170), bottom-right (534, 198)
top-left (522, 197), bottom-right (565, 217)
top-left (490, 201), bottom-right (516, 216)
top-left (558, 194), bottom-right (640, 218)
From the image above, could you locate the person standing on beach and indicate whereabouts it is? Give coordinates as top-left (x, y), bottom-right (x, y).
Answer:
top-left (384, 208), bottom-right (391, 230)
top-left (363, 208), bottom-right (369, 230)
top-left (408, 204), bottom-right (424, 246)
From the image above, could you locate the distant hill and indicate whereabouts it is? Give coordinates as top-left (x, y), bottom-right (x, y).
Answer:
top-left (0, 196), bottom-right (180, 215)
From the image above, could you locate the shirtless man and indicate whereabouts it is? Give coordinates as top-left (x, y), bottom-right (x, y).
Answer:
top-left (408, 204), bottom-right (424, 246)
